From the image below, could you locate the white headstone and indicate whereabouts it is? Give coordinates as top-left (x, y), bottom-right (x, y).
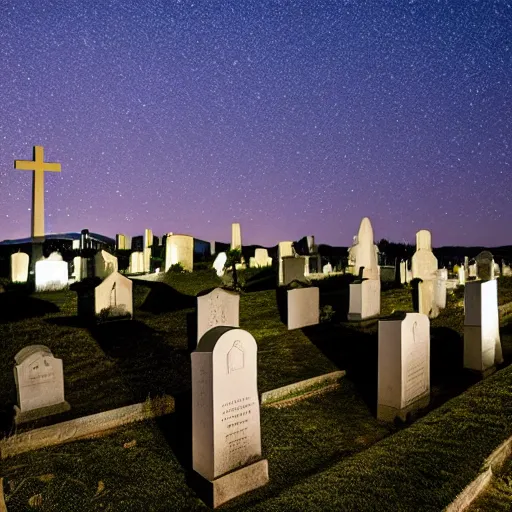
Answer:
top-left (434, 269), bottom-right (447, 309)
top-left (278, 241), bottom-right (294, 285)
top-left (411, 230), bottom-right (438, 281)
top-left (14, 345), bottom-right (70, 423)
top-left (95, 271), bottom-right (133, 320)
top-left (494, 262), bottom-right (501, 277)
top-left (72, 256), bottom-right (89, 282)
top-left (128, 251), bottom-right (144, 274)
top-left (464, 279), bottom-right (503, 374)
top-left (503, 263), bottom-right (512, 277)
top-left (469, 263), bottom-right (477, 278)
top-left (249, 248), bottom-right (272, 268)
top-left (35, 253), bottom-right (68, 292)
top-left (192, 327), bottom-right (269, 508)
top-left (348, 279), bottom-right (381, 321)
top-left (213, 252), bottom-right (227, 277)
top-left (165, 234), bottom-right (194, 272)
top-left (231, 223), bottom-right (242, 251)
top-left (116, 234), bottom-right (128, 250)
top-left (377, 312), bottom-right (430, 421)
top-left (458, 267), bottom-right (466, 285)
top-left (322, 263), bottom-right (333, 274)
top-left (94, 250), bottom-right (118, 279)
top-left (197, 288), bottom-right (240, 344)
top-left (351, 217), bottom-right (379, 279)
top-left (210, 241), bottom-right (216, 256)
top-left (400, 260), bottom-right (407, 285)
top-left (11, 252), bottom-right (29, 283)
top-left (144, 228), bottom-right (153, 248)
top-left (287, 287), bottom-right (320, 330)
top-left (417, 279), bottom-right (439, 319)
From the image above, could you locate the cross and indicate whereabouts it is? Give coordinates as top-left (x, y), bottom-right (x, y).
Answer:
top-left (14, 145), bottom-right (61, 239)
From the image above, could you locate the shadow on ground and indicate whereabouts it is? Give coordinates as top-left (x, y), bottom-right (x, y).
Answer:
top-left (134, 280), bottom-right (195, 313)
top-left (0, 292), bottom-right (60, 323)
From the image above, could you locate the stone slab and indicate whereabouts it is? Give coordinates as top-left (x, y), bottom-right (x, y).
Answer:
top-left (14, 401), bottom-right (70, 424)
top-left (287, 287), bottom-right (319, 330)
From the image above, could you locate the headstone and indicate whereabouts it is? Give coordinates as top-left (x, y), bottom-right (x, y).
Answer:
top-left (351, 217), bottom-right (379, 279)
top-left (494, 262), bottom-right (501, 277)
top-left (348, 279), bottom-right (381, 321)
top-left (322, 263), bottom-right (332, 274)
top-left (464, 280), bottom-right (503, 375)
top-left (434, 269), bottom-right (447, 309)
top-left (417, 279), bottom-right (439, 319)
top-left (129, 251), bottom-right (144, 274)
top-left (116, 234), bottom-right (128, 250)
top-left (469, 263), bottom-right (477, 278)
top-left (197, 288), bottom-right (240, 344)
top-left (249, 248), bottom-right (272, 268)
top-left (72, 256), bottom-right (89, 282)
top-left (72, 239), bottom-right (80, 250)
top-left (406, 269), bottom-right (412, 283)
top-left (277, 241), bottom-right (294, 285)
top-left (458, 266), bottom-right (466, 285)
top-left (347, 235), bottom-right (358, 271)
top-left (192, 327), bottom-right (269, 508)
top-left (282, 256), bottom-right (307, 286)
top-left (94, 250), bottom-right (118, 279)
top-left (476, 251), bottom-right (494, 281)
top-left (35, 252), bottom-right (68, 292)
top-left (213, 252), bottom-right (227, 277)
top-left (143, 229), bottom-right (153, 273)
top-left (14, 345), bottom-right (70, 423)
top-left (94, 272), bottom-right (133, 320)
top-left (411, 230), bottom-right (438, 281)
top-left (287, 287), bottom-right (320, 330)
top-left (165, 234), bottom-right (194, 272)
top-left (503, 263), bottom-right (512, 277)
top-left (231, 223), bottom-right (242, 251)
top-left (210, 241), bottom-right (216, 256)
top-left (11, 252), bottom-right (29, 283)
top-left (400, 260), bottom-right (407, 284)
top-left (377, 312), bottom-right (430, 421)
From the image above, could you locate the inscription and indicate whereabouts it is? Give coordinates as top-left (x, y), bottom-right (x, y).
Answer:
top-left (220, 396), bottom-right (257, 453)
top-left (404, 321), bottom-right (427, 405)
top-left (27, 357), bottom-right (55, 386)
top-left (207, 292), bottom-right (227, 329)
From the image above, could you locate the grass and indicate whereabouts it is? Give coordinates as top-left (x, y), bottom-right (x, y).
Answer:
top-left (468, 457), bottom-right (512, 511)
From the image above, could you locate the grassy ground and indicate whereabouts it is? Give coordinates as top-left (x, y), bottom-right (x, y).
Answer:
top-left (468, 457), bottom-right (512, 511)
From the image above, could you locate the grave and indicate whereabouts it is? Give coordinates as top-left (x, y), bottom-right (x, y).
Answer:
top-left (197, 288), bottom-right (240, 344)
top-left (416, 279), bottom-right (439, 319)
top-left (468, 262), bottom-right (477, 278)
top-left (434, 269), bottom-right (447, 309)
top-left (322, 263), bottom-right (332, 274)
top-left (464, 279), bottom-right (503, 376)
top-left (249, 248), bottom-right (272, 268)
top-left (191, 327), bottom-right (268, 508)
top-left (503, 263), bottom-right (512, 277)
top-left (14, 345), bottom-right (70, 424)
top-left (11, 252), bottom-right (29, 283)
top-left (348, 279), bottom-right (381, 321)
top-left (476, 251), bottom-right (494, 281)
top-left (144, 228), bottom-right (153, 272)
top-left (116, 234), bottom-right (128, 250)
top-left (400, 260), bottom-right (407, 284)
top-left (213, 252), bottom-right (227, 277)
top-left (458, 267), bottom-right (466, 285)
top-left (287, 287), bottom-right (320, 330)
top-left (165, 234), bottom-right (194, 272)
top-left (281, 256), bottom-right (307, 286)
top-left (277, 241), bottom-right (294, 285)
top-left (231, 223), bottom-right (242, 251)
top-left (72, 256), bottom-right (89, 282)
top-left (129, 251), bottom-right (144, 274)
top-left (411, 230), bottom-right (438, 281)
top-left (377, 312), bottom-right (430, 422)
top-left (35, 252), bottom-right (68, 292)
top-left (94, 250), bottom-right (118, 279)
top-left (350, 217), bottom-right (379, 280)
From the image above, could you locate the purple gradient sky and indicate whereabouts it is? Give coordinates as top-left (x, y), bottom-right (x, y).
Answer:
top-left (0, 1), bottom-right (510, 247)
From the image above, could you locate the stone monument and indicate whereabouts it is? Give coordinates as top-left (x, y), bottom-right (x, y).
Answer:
top-left (231, 223), bottom-right (242, 251)
top-left (249, 248), bottom-right (272, 268)
top-left (35, 252), bottom-right (68, 292)
top-left (11, 252), bottom-right (29, 283)
top-left (165, 234), bottom-right (194, 272)
top-left (287, 287), bottom-right (320, 330)
top-left (277, 241), bottom-right (294, 285)
top-left (192, 327), bottom-right (268, 508)
top-left (197, 288), bottom-right (240, 344)
top-left (475, 251), bottom-right (494, 281)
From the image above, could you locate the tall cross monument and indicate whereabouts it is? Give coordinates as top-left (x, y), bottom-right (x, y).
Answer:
top-left (14, 146), bottom-right (61, 239)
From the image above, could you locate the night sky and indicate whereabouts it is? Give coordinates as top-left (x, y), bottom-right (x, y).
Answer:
top-left (0, 1), bottom-right (510, 247)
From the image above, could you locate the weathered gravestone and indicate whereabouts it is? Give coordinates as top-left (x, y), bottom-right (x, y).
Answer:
top-left (231, 223), bottom-right (242, 251)
top-left (494, 262), bottom-right (501, 277)
top-left (434, 269), bottom-right (447, 309)
top-left (197, 288), bottom-right (240, 345)
top-left (281, 256), bottom-right (307, 286)
top-left (503, 263), bottom-right (512, 277)
top-left (287, 287), bottom-right (320, 330)
top-left (165, 234), bottom-right (194, 272)
top-left (277, 241), bottom-right (294, 285)
top-left (191, 327), bottom-right (269, 508)
top-left (14, 345), bottom-right (70, 423)
top-left (213, 252), bottom-right (227, 277)
top-left (458, 266), bottom-right (466, 285)
top-left (414, 279), bottom-right (439, 319)
top-left (11, 252), bottom-right (29, 283)
top-left (411, 230), bottom-right (437, 281)
top-left (476, 251), bottom-right (494, 281)
top-left (322, 263), bottom-right (333, 274)
top-left (94, 250), bottom-right (118, 279)
top-left (249, 248), bottom-right (272, 268)
top-left (35, 252), bottom-right (68, 292)
top-left (377, 312), bottom-right (430, 421)
top-left (464, 279), bottom-right (503, 376)
top-left (129, 251), bottom-right (144, 274)
top-left (348, 217), bottom-right (381, 320)
top-left (76, 272), bottom-right (133, 321)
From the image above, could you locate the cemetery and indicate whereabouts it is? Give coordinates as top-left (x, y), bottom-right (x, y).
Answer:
top-left (0, 189), bottom-right (512, 510)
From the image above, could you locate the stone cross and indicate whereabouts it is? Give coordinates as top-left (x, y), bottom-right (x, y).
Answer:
top-left (15, 145), bottom-right (61, 239)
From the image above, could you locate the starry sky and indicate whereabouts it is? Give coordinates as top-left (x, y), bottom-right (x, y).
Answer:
top-left (0, 0), bottom-right (510, 247)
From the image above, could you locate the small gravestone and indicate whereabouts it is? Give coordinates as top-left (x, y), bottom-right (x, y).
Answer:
top-left (287, 287), bottom-right (319, 330)
top-left (458, 267), bottom-right (466, 285)
top-left (416, 279), bottom-right (439, 319)
top-left (277, 241), bottom-right (294, 285)
top-left (434, 269), bottom-right (447, 309)
top-left (411, 230), bottom-right (438, 281)
top-left (350, 217), bottom-right (379, 280)
top-left (469, 262), bottom-right (477, 278)
top-left (464, 280), bottom-right (502, 376)
top-left (281, 256), bottom-right (307, 286)
top-left (231, 223), bottom-right (242, 251)
top-left (476, 251), bottom-right (494, 281)
top-left (322, 263), bottom-right (332, 274)
top-left (378, 312), bottom-right (430, 421)
top-left (14, 345), bottom-right (70, 423)
top-left (503, 263), bottom-right (512, 277)
top-left (213, 252), bottom-right (227, 277)
top-left (348, 279), bottom-right (381, 320)
top-left (192, 327), bottom-right (269, 508)
top-left (249, 248), bottom-right (272, 268)
top-left (129, 251), bottom-right (144, 273)
top-left (11, 252), bottom-right (29, 283)
top-left (400, 260), bottom-right (407, 284)
top-left (94, 250), bottom-right (118, 279)
top-left (35, 252), bottom-right (68, 292)
top-left (494, 262), bottom-right (501, 277)
top-left (197, 288), bottom-right (239, 344)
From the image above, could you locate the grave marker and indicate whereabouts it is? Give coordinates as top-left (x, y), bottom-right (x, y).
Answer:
top-left (11, 252), bottom-right (29, 283)
top-left (197, 288), bottom-right (240, 344)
